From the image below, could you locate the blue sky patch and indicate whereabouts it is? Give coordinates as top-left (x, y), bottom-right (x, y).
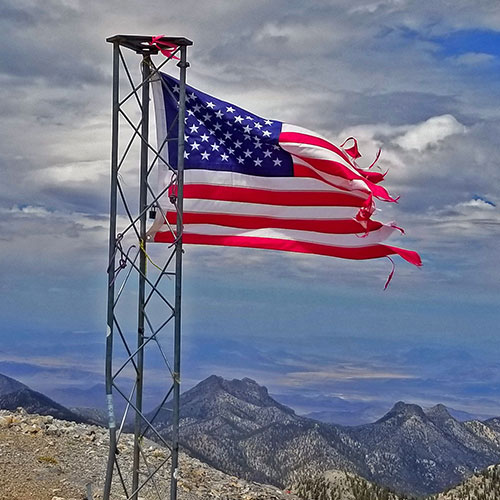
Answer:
top-left (431, 29), bottom-right (500, 58)
top-left (397, 26), bottom-right (500, 59)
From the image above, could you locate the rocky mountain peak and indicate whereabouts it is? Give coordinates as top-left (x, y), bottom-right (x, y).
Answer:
top-left (425, 403), bottom-right (454, 422)
top-left (220, 376), bottom-right (273, 406)
top-left (183, 375), bottom-right (294, 413)
top-left (151, 375), bottom-right (295, 424)
top-left (376, 401), bottom-right (427, 423)
top-left (194, 374), bottom-right (224, 390)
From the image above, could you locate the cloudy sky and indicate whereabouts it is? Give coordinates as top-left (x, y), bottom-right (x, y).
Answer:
top-left (1, 0), bottom-right (500, 420)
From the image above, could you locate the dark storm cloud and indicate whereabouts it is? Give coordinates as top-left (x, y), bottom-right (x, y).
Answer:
top-left (0, 3), bottom-right (42, 27)
top-left (40, 184), bottom-right (109, 214)
top-left (0, 48), bottom-right (106, 86)
top-left (0, 1), bottom-right (107, 86)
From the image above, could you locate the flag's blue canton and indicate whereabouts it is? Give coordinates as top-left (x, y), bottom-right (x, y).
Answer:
top-left (160, 74), bottom-right (294, 177)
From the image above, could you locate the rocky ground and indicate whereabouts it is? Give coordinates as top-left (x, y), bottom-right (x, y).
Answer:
top-left (0, 409), bottom-right (302, 500)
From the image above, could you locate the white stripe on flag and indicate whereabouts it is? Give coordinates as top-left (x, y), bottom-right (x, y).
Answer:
top-left (181, 199), bottom-right (360, 219)
top-left (166, 223), bottom-right (397, 248)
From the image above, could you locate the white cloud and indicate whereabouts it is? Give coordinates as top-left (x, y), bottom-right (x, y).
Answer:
top-left (348, 0), bottom-right (406, 15)
top-left (452, 52), bottom-right (496, 66)
top-left (426, 197), bottom-right (499, 233)
top-left (276, 368), bottom-right (417, 387)
top-left (455, 198), bottom-right (496, 210)
top-left (395, 115), bottom-right (466, 152)
top-left (35, 161), bottom-right (107, 184)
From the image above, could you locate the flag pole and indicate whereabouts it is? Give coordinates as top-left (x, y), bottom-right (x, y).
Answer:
top-left (103, 39), bottom-right (120, 500)
top-left (170, 43), bottom-right (188, 500)
top-left (131, 53), bottom-right (151, 500)
top-left (103, 35), bottom-right (192, 500)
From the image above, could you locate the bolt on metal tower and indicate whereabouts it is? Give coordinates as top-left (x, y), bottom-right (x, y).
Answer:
top-left (103, 34), bottom-right (192, 500)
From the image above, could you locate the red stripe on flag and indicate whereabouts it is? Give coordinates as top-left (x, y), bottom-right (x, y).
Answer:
top-left (294, 155), bottom-right (396, 203)
top-left (165, 212), bottom-right (383, 234)
top-left (183, 184), bottom-right (366, 207)
top-left (154, 231), bottom-right (422, 265)
top-left (292, 164), bottom-right (362, 192)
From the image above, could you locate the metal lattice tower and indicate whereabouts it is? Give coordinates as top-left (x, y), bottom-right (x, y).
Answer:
top-left (103, 34), bottom-right (192, 500)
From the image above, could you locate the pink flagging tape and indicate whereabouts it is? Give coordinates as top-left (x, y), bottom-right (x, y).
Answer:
top-left (150, 36), bottom-right (180, 60)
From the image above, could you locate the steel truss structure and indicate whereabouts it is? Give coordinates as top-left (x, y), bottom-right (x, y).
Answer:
top-left (103, 35), bottom-right (192, 500)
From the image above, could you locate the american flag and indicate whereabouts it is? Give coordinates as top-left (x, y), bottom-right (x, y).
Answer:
top-left (148, 72), bottom-right (421, 272)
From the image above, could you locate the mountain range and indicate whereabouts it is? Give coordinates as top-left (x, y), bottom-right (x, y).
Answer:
top-left (144, 374), bottom-right (500, 496)
top-left (300, 400), bottom-right (492, 426)
top-left (2, 371), bottom-right (500, 497)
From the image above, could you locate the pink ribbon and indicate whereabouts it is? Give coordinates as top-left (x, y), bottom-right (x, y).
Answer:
top-left (150, 35), bottom-right (180, 60)
top-left (384, 257), bottom-right (396, 290)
